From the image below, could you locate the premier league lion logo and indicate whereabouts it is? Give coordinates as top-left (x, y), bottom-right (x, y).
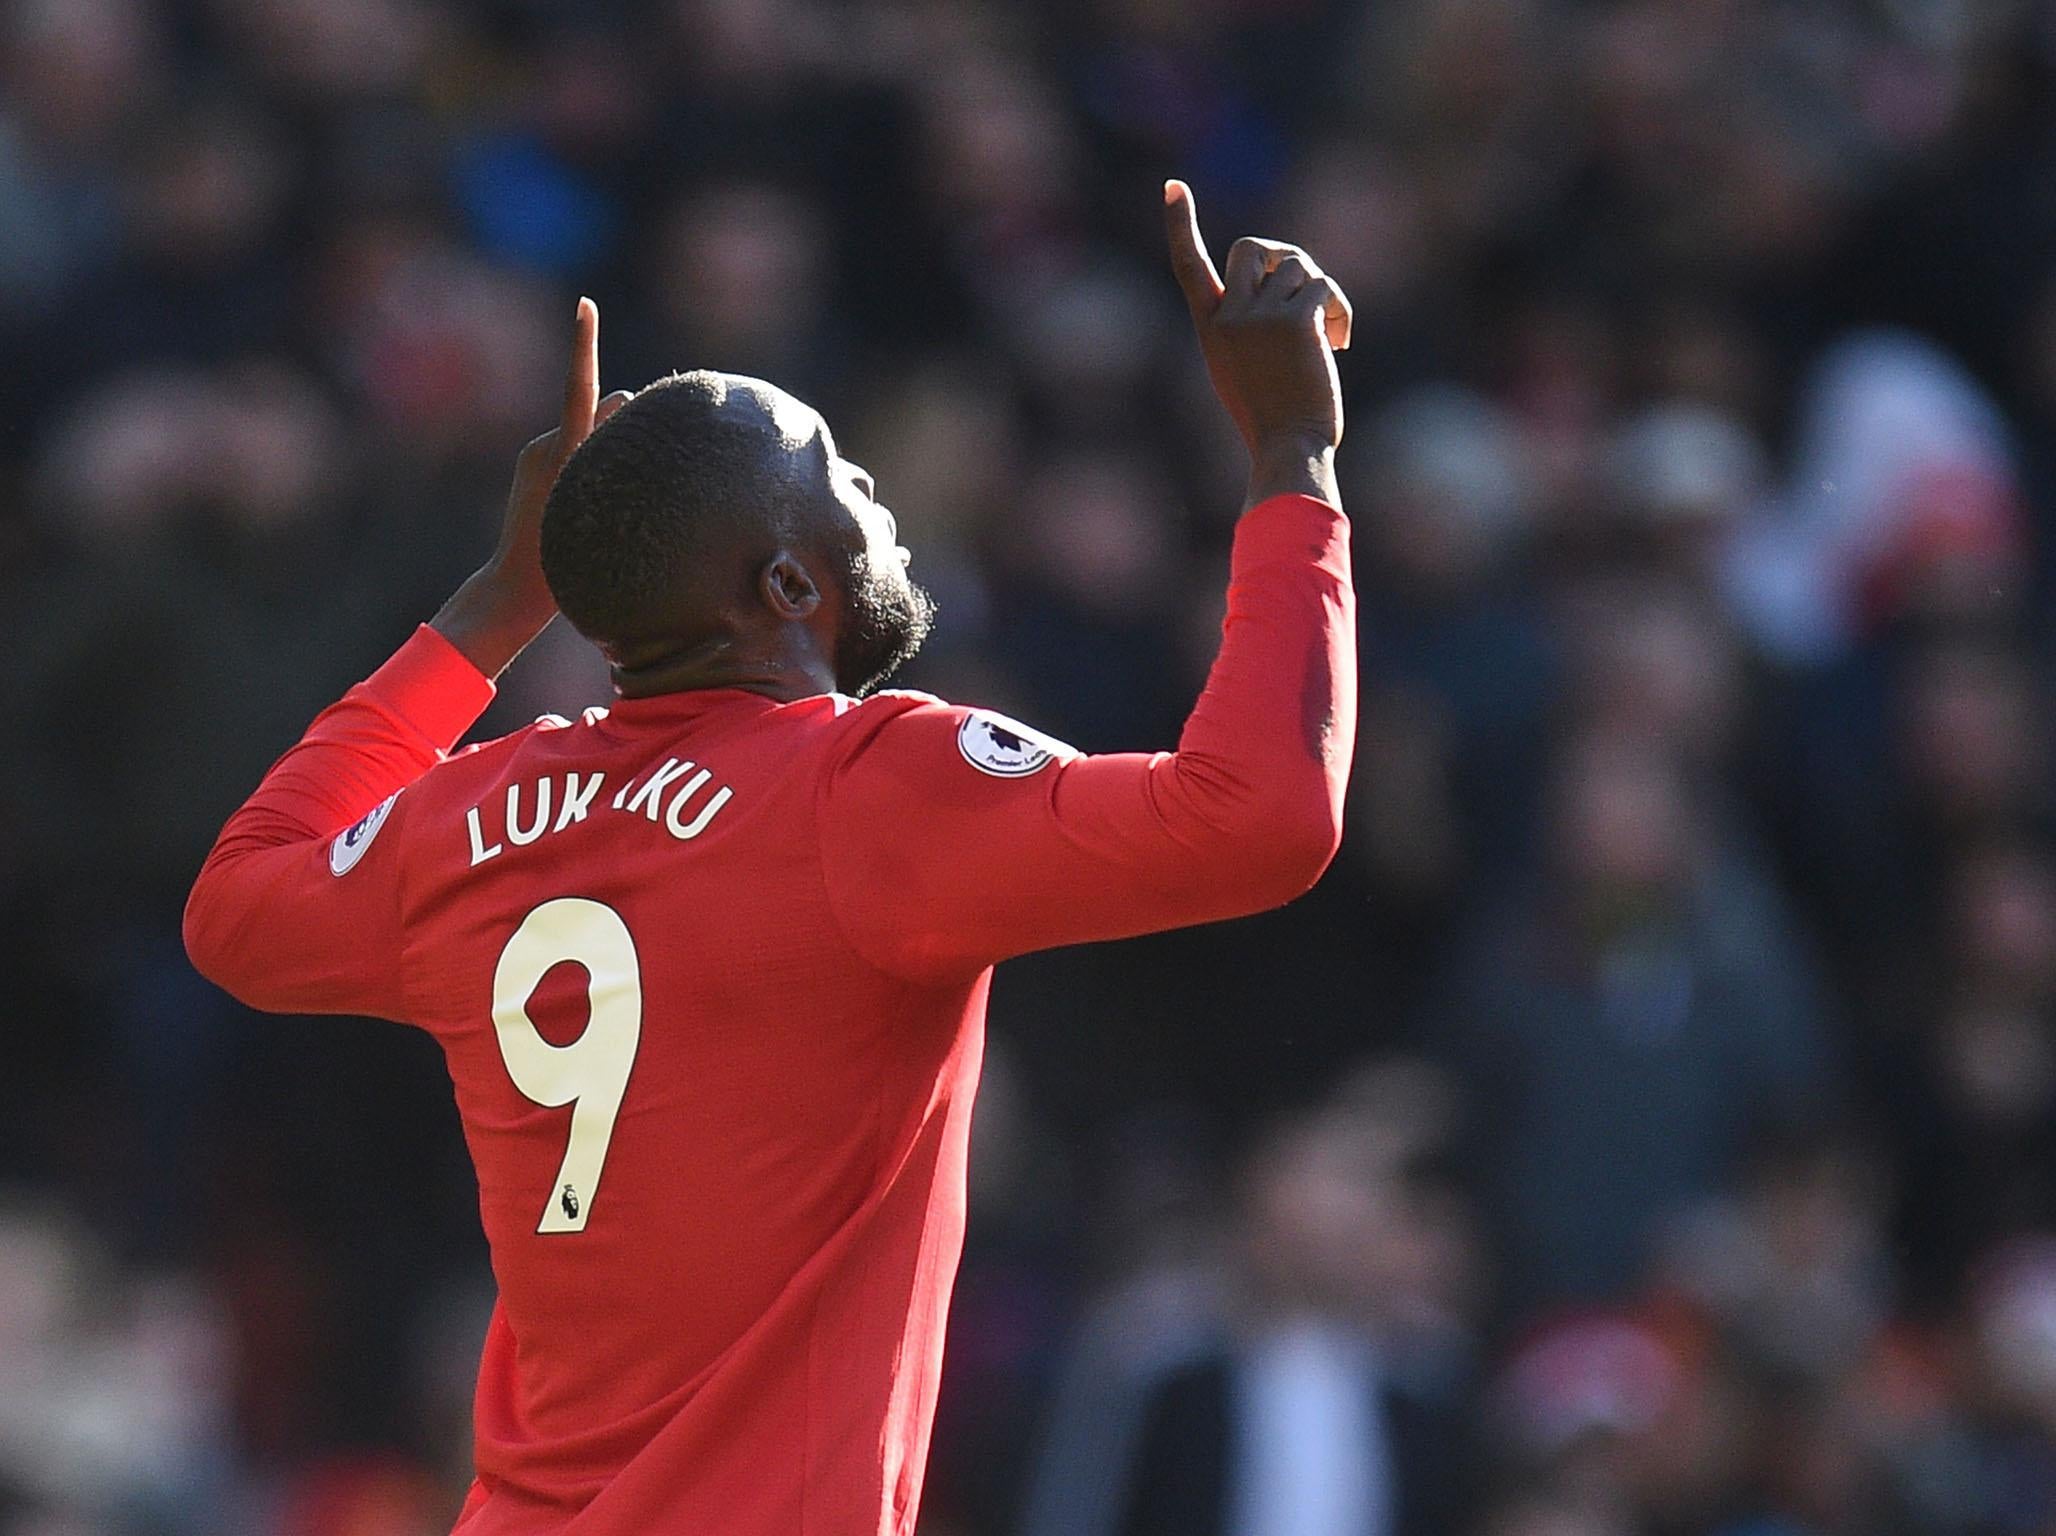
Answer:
top-left (956, 711), bottom-right (1074, 779)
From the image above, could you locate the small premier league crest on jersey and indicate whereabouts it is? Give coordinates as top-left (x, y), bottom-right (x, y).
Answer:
top-left (956, 711), bottom-right (1073, 779)
top-left (329, 791), bottom-right (400, 876)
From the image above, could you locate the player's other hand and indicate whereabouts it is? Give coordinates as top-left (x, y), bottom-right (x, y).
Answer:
top-left (491, 298), bottom-right (632, 631)
top-left (1164, 179), bottom-right (1350, 490)
top-left (433, 296), bottom-right (632, 678)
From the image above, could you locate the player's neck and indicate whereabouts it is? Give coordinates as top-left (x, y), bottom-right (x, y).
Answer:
top-left (611, 634), bottom-right (836, 703)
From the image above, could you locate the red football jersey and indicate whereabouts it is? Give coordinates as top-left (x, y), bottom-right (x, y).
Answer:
top-left (184, 493), bottom-right (1355, 1534)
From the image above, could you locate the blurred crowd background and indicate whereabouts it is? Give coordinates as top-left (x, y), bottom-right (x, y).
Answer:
top-left (8, 0), bottom-right (2056, 1532)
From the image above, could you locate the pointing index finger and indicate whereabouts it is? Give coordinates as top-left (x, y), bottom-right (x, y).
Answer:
top-left (1163, 180), bottom-right (1223, 317)
top-left (562, 296), bottom-right (600, 444)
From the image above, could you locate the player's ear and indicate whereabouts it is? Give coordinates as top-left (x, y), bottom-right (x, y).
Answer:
top-left (760, 551), bottom-right (823, 621)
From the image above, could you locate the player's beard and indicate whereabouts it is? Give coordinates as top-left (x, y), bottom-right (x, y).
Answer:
top-left (835, 548), bottom-right (937, 697)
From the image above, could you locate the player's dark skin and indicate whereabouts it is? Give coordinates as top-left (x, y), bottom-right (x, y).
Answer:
top-left (432, 181), bottom-right (1353, 697)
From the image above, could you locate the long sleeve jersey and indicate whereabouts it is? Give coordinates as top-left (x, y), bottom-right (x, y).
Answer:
top-left (183, 492), bottom-right (1356, 1536)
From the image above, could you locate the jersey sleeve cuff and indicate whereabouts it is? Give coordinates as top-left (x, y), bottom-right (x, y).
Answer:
top-left (1234, 493), bottom-right (1350, 580)
top-left (359, 624), bottom-right (499, 748)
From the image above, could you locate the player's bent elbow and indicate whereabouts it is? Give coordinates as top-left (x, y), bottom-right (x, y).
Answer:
top-left (182, 890), bottom-right (229, 990)
top-left (1269, 796), bottom-right (1346, 897)
top-left (1211, 792), bottom-right (1345, 911)
top-left (1165, 755), bottom-right (1344, 909)
top-left (182, 873), bottom-right (258, 1004)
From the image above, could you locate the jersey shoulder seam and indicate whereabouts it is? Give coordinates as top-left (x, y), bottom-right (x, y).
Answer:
top-left (807, 692), bottom-right (968, 985)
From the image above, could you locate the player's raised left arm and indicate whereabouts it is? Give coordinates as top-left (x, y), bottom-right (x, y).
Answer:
top-left (816, 184), bottom-right (1355, 982)
top-left (183, 302), bottom-right (624, 1015)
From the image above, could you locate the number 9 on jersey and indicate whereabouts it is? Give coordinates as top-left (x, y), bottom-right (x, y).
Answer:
top-left (492, 898), bottom-right (644, 1234)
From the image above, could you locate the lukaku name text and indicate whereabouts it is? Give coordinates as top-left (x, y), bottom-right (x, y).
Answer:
top-left (466, 760), bottom-right (735, 865)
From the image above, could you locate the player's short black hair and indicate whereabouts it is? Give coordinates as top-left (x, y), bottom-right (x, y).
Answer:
top-left (540, 371), bottom-right (818, 649)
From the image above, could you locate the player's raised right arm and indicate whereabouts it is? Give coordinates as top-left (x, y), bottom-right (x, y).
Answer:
top-left (184, 302), bottom-right (624, 1016)
top-left (816, 183), bottom-right (1356, 981)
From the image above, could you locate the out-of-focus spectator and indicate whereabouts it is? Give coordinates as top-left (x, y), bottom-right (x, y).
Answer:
top-left (1026, 1062), bottom-right (1479, 1536)
top-left (987, 448), bottom-right (1193, 751)
top-left (1606, 403), bottom-right (1768, 591)
top-left (641, 179), bottom-right (840, 392)
top-left (1885, 842), bottom-right (2056, 1303)
top-left (1652, 1128), bottom-right (1898, 1461)
top-left (1565, 579), bottom-right (1746, 772)
top-left (1426, 726), bottom-right (1833, 1318)
top-left (1483, 1310), bottom-right (1724, 1536)
top-left (1725, 330), bottom-right (2025, 669)
top-left (1349, 386), bottom-right (1554, 927)
top-left (0, 1206), bottom-right (238, 1534)
top-left (1895, 1236), bottom-right (2056, 1535)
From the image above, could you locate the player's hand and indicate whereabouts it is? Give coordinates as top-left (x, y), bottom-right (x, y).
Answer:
top-left (489, 297), bottom-right (631, 637)
top-left (433, 297), bottom-right (631, 678)
top-left (1164, 180), bottom-right (1349, 504)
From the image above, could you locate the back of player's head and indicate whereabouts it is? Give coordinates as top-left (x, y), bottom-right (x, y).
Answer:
top-left (540, 371), bottom-right (830, 652)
